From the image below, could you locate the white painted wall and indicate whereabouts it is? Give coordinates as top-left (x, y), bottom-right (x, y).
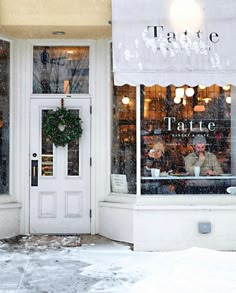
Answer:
top-left (133, 205), bottom-right (236, 251)
top-left (99, 202), bottom-right (134, 243)
top-left (0, 204), bottom-right (21, 239)
top-left (0, 36), bottom-right (23, 239)
top-left (99, 201), bottom-right (236, 251)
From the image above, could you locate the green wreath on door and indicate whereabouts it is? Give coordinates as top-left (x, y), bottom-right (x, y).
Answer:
top-left (42, 99), bottom-right (83, 147)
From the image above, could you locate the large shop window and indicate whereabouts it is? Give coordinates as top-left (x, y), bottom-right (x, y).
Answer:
top-left (111, 85), bottom-right (136, 194)
top-left (0, 40), bottom-right (10, 194)
top-left (33, 46), bottom-right (89, 94)
top-left (111, 84), bottom-right (236, 195)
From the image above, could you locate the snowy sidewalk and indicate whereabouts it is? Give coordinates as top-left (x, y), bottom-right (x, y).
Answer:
top-left (0, 235), bottom-right (236, 292)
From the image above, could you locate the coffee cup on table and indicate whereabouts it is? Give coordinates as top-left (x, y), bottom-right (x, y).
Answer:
top-left (194, 166), bottom-right (200, 177)
top-left (151, 168), bottom-right (160, 178)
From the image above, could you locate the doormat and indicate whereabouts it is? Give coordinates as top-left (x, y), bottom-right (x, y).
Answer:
top-left (1, 235), bottom-right (81, 250)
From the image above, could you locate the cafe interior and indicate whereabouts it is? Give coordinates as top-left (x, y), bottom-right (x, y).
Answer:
top-left (111, 84), bottom-right (233, 195)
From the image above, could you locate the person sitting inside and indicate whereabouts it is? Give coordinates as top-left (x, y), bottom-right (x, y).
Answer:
top-left (184, 135), bottom-right (223, 194)
top-left (184, 135), bottom-right (223, 176)
top-left (143, 142), bottom-right (176, 194)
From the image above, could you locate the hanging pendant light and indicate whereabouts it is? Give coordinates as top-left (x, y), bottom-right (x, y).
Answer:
top-left (122, 96), bottom-right (130, 104)
top-left (185, 87), bottom-right (194, 97)
top-left (193, 104), bottom-right (206, 112)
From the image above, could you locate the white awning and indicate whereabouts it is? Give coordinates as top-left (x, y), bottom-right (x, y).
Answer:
top-left (112, 0), bottom-right (236, 86)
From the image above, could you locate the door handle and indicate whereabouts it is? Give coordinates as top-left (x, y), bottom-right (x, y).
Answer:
top-left (33, 166), bottom-right (36, 177)
top-left (31, 160), bottom-right (38, 186)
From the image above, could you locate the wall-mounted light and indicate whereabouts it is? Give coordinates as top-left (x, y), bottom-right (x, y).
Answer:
top-left (122, 96), bottom-right (130, 105)
top-left (203, 97), bottom-right (212, 104)
top-left (170, 0), bottom-right (203, 31)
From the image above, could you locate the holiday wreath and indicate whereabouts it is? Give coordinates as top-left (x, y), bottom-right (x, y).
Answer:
top-left (43, 100), bottom-right (83, 147)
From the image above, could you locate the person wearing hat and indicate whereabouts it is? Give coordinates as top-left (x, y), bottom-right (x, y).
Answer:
top-left (145, 142), bottom-right (171, 172)
top-left (184, 135), bottom-right (223, 176)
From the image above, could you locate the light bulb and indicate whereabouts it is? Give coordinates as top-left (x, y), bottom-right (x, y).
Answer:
top-left (176, 88), bottom-right (184, 98)
top-left (203, 98), bottom-right (212, 104)
top-left (185, 87), bottom-right (194, 97)
top-left (199, 84), bottom-right (206, 89)
top-left (226, 96), bottom-right (231, 104)
top-left (174, 96), bottom-right (181, 104)
top-left (223, 84), bottom-right (230, 91)
top-left (122, 96), bottom-right (130, 105)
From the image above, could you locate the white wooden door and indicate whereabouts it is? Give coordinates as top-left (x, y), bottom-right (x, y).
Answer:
top-left (30, 98), bottom-right (91, 234)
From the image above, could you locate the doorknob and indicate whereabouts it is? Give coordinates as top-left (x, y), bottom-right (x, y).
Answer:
top-left (31, 160), bottom-right (38, 186)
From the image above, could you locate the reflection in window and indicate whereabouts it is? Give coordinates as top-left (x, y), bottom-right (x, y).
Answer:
top-left (41, 110), bottom-right (54, 176)
top-left (33, 46), bottom-right (89, 94)
top-left (111, 83), bottom-right (235, 195)
top-left (141, 85), bottom-right (232, 195)
top-left (111, 85), bottom-right (136, 194)
top-left (0, 40), bottom-right (10, 194)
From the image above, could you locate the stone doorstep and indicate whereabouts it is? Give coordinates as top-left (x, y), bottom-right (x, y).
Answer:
top-left (0, 234), bottom-right (133, 250)
top-left (1, 234), bottom-right (81, 249)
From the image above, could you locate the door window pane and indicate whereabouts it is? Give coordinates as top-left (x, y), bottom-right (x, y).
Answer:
top-left (33, 46), bottom-right (89, 94)
top-left (67, 110), bottom-right (80, 176)
top-left (68, 139), bottom-right (80, 176)
top-left (41, 110), bottom-right (54, 176)
top-left (0, 40), bottom-right (10, 194)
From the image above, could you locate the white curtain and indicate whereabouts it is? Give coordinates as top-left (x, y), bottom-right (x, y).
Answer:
top-left (112, 0), bottom-right (236, 86)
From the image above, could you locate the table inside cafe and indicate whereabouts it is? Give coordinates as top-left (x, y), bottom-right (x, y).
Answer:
top-left (141, 173), bottom-right (236, 194)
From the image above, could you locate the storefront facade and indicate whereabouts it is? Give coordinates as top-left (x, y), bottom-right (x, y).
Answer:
top-left (0, 0), bottom-right (112, 239)
top-left (1, 0), bottom-right (236, 251)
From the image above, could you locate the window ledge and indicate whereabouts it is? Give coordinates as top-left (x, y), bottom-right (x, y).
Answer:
top-left (106, 193), bottom-right (236, 206)
top-left (0, 196), bottom-right (21, 208)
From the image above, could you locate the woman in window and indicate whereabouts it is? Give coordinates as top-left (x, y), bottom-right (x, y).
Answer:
top-left (143, 142), bottom-right (177, 194)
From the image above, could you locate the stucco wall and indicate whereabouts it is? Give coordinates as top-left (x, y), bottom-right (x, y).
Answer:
top-left (0, 0), bottom-right (111, 25)
top-left (0, 0), bottom-right (112, 38)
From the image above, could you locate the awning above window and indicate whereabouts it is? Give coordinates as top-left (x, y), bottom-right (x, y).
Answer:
top-left (112, 0), bottom-right (236, 86)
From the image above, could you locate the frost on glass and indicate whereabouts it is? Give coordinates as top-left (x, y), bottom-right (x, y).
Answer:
top-left (0, 40), bottom-right (10, 194)
top-left (33, 46), bottom-right (89, 94)
top-left (111, 85), bottom-right (136, 194)
top-left (141, 84), bottom-right (233, 195)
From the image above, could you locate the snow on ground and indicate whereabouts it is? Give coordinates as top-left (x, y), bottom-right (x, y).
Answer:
top-left (129, 247), bottom-right (236, 293)
top-left (0, 236), bottom-right (236, 292)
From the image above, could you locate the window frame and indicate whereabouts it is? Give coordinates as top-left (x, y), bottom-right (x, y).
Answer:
top-left (110, 84), bottom-right (236, 196)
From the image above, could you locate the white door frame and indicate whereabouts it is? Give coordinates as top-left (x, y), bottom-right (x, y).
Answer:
top-left (20, 39), bottom-right (98, 235)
